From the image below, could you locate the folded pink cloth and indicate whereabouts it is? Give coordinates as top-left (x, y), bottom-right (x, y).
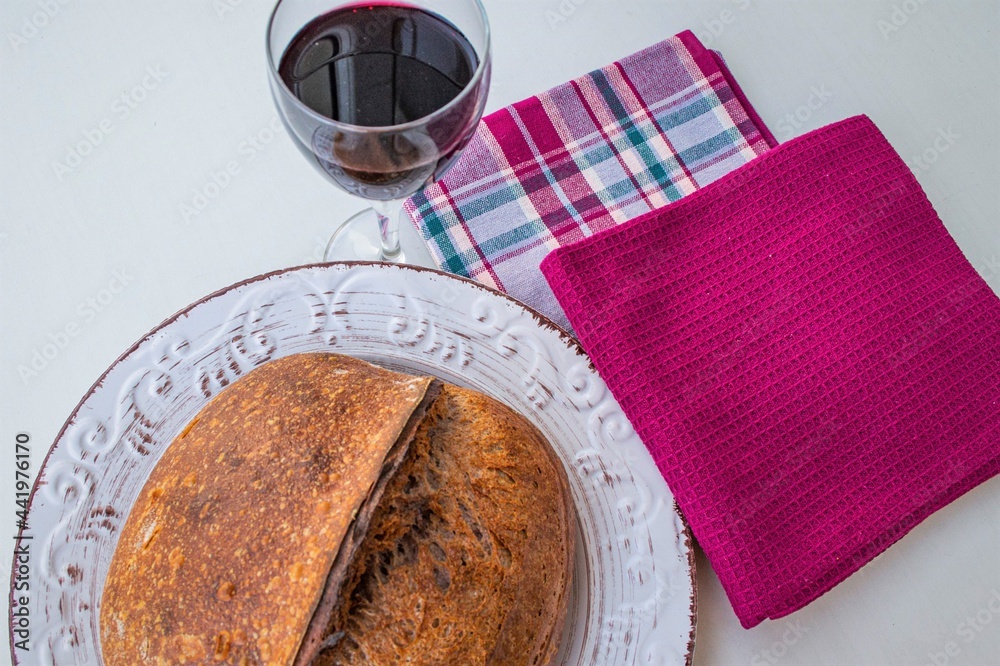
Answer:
top-left (542, 115), bottom-right (1000, 627)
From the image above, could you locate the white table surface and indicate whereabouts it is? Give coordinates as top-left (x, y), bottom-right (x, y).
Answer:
top-left (2, 1), bottom-right (998, 664)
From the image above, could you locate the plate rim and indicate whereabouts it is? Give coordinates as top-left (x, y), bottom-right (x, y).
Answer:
top-left (8, 260), bottom-right (696, 665)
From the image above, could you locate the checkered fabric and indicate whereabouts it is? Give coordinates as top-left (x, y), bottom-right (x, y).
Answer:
top-left (405, 30), bottom-right (777, 329)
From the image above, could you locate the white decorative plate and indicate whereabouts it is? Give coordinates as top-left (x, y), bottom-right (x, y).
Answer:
top-left (10, 263), bottom-right (695, 666)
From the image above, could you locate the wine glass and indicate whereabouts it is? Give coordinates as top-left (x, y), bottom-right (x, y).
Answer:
top-left (266, 0), bottom-right (491, 262)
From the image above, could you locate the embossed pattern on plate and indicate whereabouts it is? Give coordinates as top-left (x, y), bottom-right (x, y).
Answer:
top-left (9, 263), bottom-right (695, 666)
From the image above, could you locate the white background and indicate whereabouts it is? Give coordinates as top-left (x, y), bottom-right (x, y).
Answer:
top-left (1, 0), bottom-right (998, 664)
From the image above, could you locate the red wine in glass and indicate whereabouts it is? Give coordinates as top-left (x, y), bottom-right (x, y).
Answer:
top-left (278, 4), bottom-right (482, 200)
top-left (267, 0), bottom-right (490, 262)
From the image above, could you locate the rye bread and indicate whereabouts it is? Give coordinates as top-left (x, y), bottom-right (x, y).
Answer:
top-left (100, 353), bottom-right (575, 665)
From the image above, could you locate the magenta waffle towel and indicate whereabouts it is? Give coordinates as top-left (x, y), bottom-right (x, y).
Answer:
top-left (541, 115), bottom-right (1000, 628)
top-left (405, 31), bottom-right (777, 329)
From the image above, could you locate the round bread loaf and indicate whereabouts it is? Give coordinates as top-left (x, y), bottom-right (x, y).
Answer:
top-left (100, 353), bottom-right (575, 665)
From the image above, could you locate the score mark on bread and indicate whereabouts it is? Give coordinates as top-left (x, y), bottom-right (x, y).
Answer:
top-left (99, 353), bottom-right (575, 666)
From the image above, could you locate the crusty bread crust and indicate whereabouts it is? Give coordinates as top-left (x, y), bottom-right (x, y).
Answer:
top-left (99, 354), bottom-right (436, 665)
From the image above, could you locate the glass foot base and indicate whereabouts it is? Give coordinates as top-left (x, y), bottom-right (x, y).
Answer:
top-left (324, 208), bottom-right (405, 263)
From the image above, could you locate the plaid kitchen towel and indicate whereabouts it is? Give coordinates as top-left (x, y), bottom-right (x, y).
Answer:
top-left (541, 115), bottom-right (1000, 628)
top-left (405, 31), bottom-right (777, 329)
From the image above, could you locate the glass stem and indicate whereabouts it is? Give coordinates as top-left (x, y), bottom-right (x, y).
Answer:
top-left (374, 199), bottom-right (404, 262)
